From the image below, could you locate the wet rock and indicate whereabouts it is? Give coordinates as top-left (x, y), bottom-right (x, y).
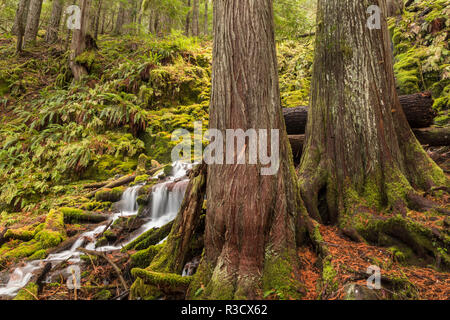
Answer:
top-left (344, 283), bottom-right (381, 300)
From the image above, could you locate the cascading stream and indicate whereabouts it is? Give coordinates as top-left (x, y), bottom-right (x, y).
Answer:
top-left (0, 161), bottom-right (193, 299)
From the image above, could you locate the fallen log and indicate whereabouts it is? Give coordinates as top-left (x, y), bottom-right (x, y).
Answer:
top-left (412, 127), bottom-right (450, 147)
top-left (283, 92), bottom-right (436, 135)
top-left (289, 127), bottom-right (450, 162)
top-left (86, 174), bottom-right (136, 198)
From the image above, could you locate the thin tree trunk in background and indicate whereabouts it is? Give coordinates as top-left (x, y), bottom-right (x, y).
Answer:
top-left (148, 9), bottom-right (155, 34)
top-left (154, 11), bottom-right (160, 36)
top-left (100, 7), bottom-right (106, 34)
top-left (24, 0), bottom-right (43, 45)
top-left (46, 0), bottom-right (65, 43)
top-left (190, 0), bottom-right (305, 299)
top-left (69, 0), bottom-right (92, 81)
top-left (108, 9), bottom-right (116, 33)
top-left (12, 0), bottom-right (30, 35)
top-left (114, 1), bottom-right (125, 34)
top-left (15, 0), bottom-right (30, 53)
top-left (94, 0), bottom-right (103, 39)
top-left (185, 0), bottom-right (191, 36)
top-left (137, 0), bottom-right (143, 30)
top-left (203, 0), bottom-right (208, 36)
top-left (191, 0), bottom-right (199, 36)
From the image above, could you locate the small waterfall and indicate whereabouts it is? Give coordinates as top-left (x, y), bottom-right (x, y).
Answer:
top-left (118, 185), bottom-right (142, 216)
top-left (0, 162), bottom-right (193, 299)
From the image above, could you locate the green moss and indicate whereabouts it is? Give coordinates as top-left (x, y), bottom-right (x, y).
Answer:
top-left (122, 220), bottom-right (174, 251)
top-left (28, 249), bottom-right (47, 260)
top-left (434, 113), bottom-right (449, 126)
top-left (95, 187), bottom-right (124, 202)
top-left (34, 229), bottom-right (64, 249)
top-left (4, 226), bottom-right (37, 242)
top-left (136, 154), bottom-right (149, 174)
top-left (261, 250), bottom-right (305, 300)
top-left (80, 201), bottom-right (111, 211)
top-left (13, 282), bottom-right (38, 300)
top-left (130, 244), bottom-right (163, 269)
top-left (129, 277), bottom-right (163, 300)
top-left (94, 289), bottom-right (112, 300)
top-left (131, 269), bottom-right (192, 290)
top-left (321, 258), bottom-right (338, 294)
top-left (134, 174), bottom-right (150, 184)
top-left (61, 207), bottom-right (107, 223)
top-left (44, 209), bottom-right (65, 232)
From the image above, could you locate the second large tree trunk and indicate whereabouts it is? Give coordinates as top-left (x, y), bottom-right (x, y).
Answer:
top-left (298, 0), bottom-right (447, 226)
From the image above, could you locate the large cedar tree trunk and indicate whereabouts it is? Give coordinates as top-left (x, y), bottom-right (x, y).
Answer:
top-left (298, 0), bottom-right (447, 229)
top-left (191, 0), bottom-right (305, 299)
top-left (45, 0), bottom-right (65, 43)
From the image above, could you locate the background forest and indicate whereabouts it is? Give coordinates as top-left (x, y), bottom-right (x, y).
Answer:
top-left (0, 0), bottom-right (448, 300)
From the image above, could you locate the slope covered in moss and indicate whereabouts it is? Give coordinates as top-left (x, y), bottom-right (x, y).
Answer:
top-left (389, 0), bottom-right (450, 125)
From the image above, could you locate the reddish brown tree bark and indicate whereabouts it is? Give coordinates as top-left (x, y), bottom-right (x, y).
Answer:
top-left (191, 0), bottom-right (305, 299)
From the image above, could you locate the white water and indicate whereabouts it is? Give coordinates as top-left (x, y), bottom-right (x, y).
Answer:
top-left (0, 161), bottom-right (193, 298)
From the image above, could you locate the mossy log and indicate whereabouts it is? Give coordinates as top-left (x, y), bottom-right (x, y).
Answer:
top-left (412, 127), bottom-right (450, 147)
top-left (122, 220), bottom-right (174, 251)
top-left (94, 187), bottom-right (124, 202)
top-left (60, 207), bottom-right (109, 223)
top-left (289, 127), bottom-right (450, 163)
top-left (131, 268), bottom-right (191, 292)
top-left (86, 174), bottom-right (136, 198)
top-left (283, 92), bottom-right (436, 135)
top-left (130, 245), bottom-right (163, 268)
